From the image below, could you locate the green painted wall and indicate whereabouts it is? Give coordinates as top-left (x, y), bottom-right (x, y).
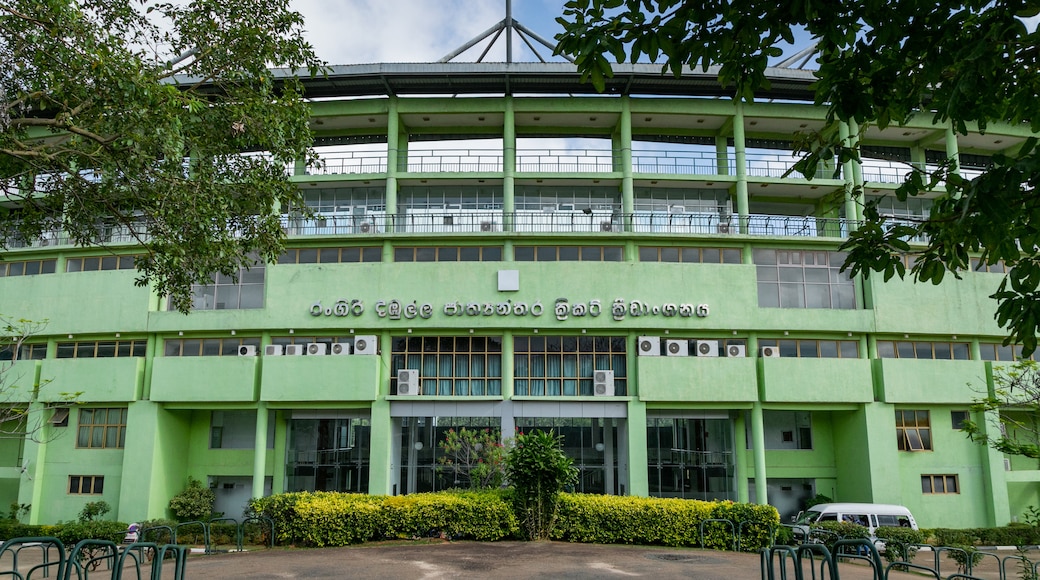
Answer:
top-left (0, 269), bottom-right (151, 334)
top-left (762, 359), bottom-right (874, 403)
top-left (260, 356), bottom-right (380, 401)
top-left (879, 360), bottom-right (988, 404)
top-left (637, 357), bottom-right (757, 402)
top-left (869, 274), bottom-right (1004, 336)
top-left (118, 403), bottom-right (190, 521)
top-left (40, 358), bottom-right (142, 403)
top-left (151, 358), bottom-right (258, 402)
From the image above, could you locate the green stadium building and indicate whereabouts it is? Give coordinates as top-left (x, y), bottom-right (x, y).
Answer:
top-left (1, 60), bottom-right (1036, 528)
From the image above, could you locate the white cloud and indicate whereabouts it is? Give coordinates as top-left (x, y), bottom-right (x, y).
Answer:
top-left (291, 0), bottom-right (509, 65)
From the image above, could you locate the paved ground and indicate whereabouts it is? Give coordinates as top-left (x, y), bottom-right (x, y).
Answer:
top-left (180, 541), bottom-right (927, 579)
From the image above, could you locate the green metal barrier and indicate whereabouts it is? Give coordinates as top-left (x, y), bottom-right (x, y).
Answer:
top-left (761, 545), bottom-right (799, 580)
top-left (795, 542), bottom-right (839, 580)
top-left (172, 522), bottom-right (209, 554)
top-left (699, 518), bottom-right (737, 551)
top-left (1001, 553), bottom-right (1034, 580)
top-left (882, 561), bottom-right (939, 579)
top-left (240, 516), bottom-right (274, 549)
top-left (0, 537), bottom-right (66, 580)
top-left (831, 539), bottom-right (882, 580)
top-left (207, 518), bottom-right (240, 553)
top-left (140, 527), bottom-right (174, 546)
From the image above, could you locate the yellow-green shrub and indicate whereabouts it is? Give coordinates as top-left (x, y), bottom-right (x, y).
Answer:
top-left (250, 490), bottom-right (518, 547)
top-left (551, 494), bottom-right (778, 551)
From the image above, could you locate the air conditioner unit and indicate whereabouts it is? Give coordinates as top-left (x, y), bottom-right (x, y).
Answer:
top-left (307, 343), bottom-right (327, 356)
top-left (330, 343), bottom-right (351, 356)
top-left (637, 336), bottom-right (661, 356)
top-left (1004, 458), bottom-right (1012, 471)
top-left (237, 345), bottom-right (256, 357)
top-left (397, 369), bottom-right (419, 395)
top-left (726, 344), bottom-right (747, 358)
top-left (480, 221), bottom-right (496, 232)
top-left (285, 345), bottom-right (305, 356)
top-left (600, 221), bottom-right (613, 232)
top-left (353, 335), bottom-right (378, 356)
top-left (695, 340), bottom-right (719, 357)
top-left (593, 370), bottom-right (614, 397)
top-left (760, 346), bottom-right (780, 358)
top-left (665, 339), bottom-right (689, 357)
top-left (358, 221), bottom-right (373, 233)
top-left (264, 345), bottom-right (284, 356)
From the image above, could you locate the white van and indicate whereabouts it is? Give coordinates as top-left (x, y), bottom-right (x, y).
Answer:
top-left (791, 503), bottom-right (918, 539)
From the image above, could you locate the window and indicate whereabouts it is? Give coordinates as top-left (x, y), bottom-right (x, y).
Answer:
top-left (277, 247), bottom-right (382, 264)
top-left (639, 246), bottom-right (742, 264)
top-left (514, 246), bottom-right (623, 261)
top-left (56, 340), bottom-right (146, 358)
top-left (758, 339), bottom-right (859, 358)
top-left (922, 474), bottom-right (959, 494)
top-left (0, 343), bottom-right (46, 361)
top-left (0, 259), bottom-right (56, 277)
top-left (175, 260), bottom-right (265, 310)
top-left (77, 408), bottom-right (127, 449)
top-left (394, 246), bottom-right (502, 262)
top-left (877, 341), bottom-right (970, 360)
top-left (514, 335), bottom-right (627, 396)
top-left (69, 475), bottom-right (104, 495)
top-left (979, 343), bottom-right (1035, 361)
top-left (65, 255), bottom-right (137, 272)
top-left (753, 249), bottom-right (856, 309)
top-left (896, 410), bottom-right (932, 451)
top-left (951, 411), bottom-right (970, 430)
top-left (390, 336), bottom-right (503, 396)
top-left (970, 257), bottom-right (1009, 273)
top-left (164, 337), bottom-right (261, 356)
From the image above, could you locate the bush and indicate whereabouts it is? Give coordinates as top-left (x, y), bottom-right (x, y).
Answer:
top-left (168, 477), bottom-right (215, 522)
top-left (946, 544), bottom-right (983, 573)
top-left (249, 490), bottom-right (518, 547)
top-left (875, 526), bottom-right (926, 566)
top-left (550, 494), bottom-right (778, 552)
top-left (51, 520), bottom-right (129, 548)
top-left (812, 521), bottom-right (870, 552)
top-left (506, 430), bottom-right (578, 540)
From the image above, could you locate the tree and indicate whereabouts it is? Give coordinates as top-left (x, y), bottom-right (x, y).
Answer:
top-left (438, 427), bottom-right (507, 490)
top-left (556, 0), bottom-right (1040, 353)
top-left (0, 314), bottom-right (72, 442)
top-left (964, 359), bottom-right (1040, 460)
top-left (168, 476), bottom-right (216, 521)
top-left (505, 430), bottom-right (578, 540)
top-left (1, 0), bottom-right (323, 312)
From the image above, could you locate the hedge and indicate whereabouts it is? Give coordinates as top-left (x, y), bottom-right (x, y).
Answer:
top-left (927, 524), bottom-right (1040, 547)
top-left (248, 490), bottom-right (519, 547)
top-left (249, 491), bottom-right (779, 551)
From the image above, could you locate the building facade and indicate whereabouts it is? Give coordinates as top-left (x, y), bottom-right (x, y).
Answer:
top-left (0, 63), bottom-right (1035, 528)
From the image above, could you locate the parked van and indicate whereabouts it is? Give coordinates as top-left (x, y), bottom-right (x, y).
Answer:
top-left (791, 503), bottom-right (917, 539)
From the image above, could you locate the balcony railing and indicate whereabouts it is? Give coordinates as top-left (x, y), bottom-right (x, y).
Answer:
top-left (280, 212), bottom-right (858, 238)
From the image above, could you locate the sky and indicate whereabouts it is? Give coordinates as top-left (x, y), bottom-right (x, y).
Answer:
top-left (288, 0), bottom-right (571, 66)
top-left (287, 0), bottom-right (1040, 68)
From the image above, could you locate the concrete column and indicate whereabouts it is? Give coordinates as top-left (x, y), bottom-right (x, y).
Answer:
top-left (733, 410), bottom-right (749, 503)
top-left (385, 98), bottom-right (400, 228)
top-left (251, 402), bottom-right (269, 499)
top-left (503, 96), bottom-right (515, 232)
top-left (848, 119), bottom-right (864, 222)
top-left (945, 125), bottom-right (961, 177)
top-left (501, 332), bottom-right (514, 399)
top-left (750, 402), bottom-right (767, 504)
top-left (625, 399), bottom-right (648, 496)
top-left (620, 97), bottom-right (634, 232)
top-left (733, 101), bottom-right (750, 233)
top-left (368, 332), bottom-right (394, 494)
top-left (839, 122), bottom-right (858, 224)
top-left (715, 136), bottom-right (730, 176)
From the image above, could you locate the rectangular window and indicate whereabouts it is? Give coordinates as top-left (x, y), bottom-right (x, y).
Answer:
top-left (55, 340), bottom-right (146, 359)
top-left (753, 249), bottom-right (856, 309)
top-left (921, 474), bottom-right (959, 494)
top-left (0, 259), bottom-right (56, 277)
top-left (68, 475), bottom-right (105, 494)
top-left (390, 336), bottom-right (503, 396)
top-left (513, 246), bottom-right (623, 262)
top-left (76, 408), bottom-right (127, 449)
top-left (638, 246), bottom-right (742, 264)
top-left (877, 340), bottom-right (971, 360)
top-left (979, 343), bottom-right (1035, 361)
top-left (951, 410), bottom-right (969, 430)
top-left (65, 255), bottom-right (137, 272)
top-left (163, 338), bottom-right (260, 356)
top-left (758, 339), bottom-right (859, 358)
top-left (277, 247), bottom-right (382, 264)
top-left (514, 335), bottom-right (627, 396)
top-left (896, 410), bottom-right (932, 451)
top-left (394, 246), bottom-right (503, 262)
top-left (174, 260), bottom-right (265, 310)
top-left (970, 257), bottom-right (1009, 273)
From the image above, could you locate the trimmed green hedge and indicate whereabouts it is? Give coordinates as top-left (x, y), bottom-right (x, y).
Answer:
top-left (249, 491), bottom-right (779, 551)
top-left (248, 490), bottom-right (519, 547)
top-left (927, 524), bottom-right (1040, 547)
top-left (550, 494), bottom-right (779, 551)
top-left (0, 520), bottom-right (128, 548)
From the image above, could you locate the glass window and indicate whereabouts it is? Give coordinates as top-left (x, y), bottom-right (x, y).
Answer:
top-left (76, 408), bottom-right (127, 449)
top-left (754, 249), bottom-right (855, 309)
top-left (922, 474), bottom-right (959, 494)
top-left (514, 335), bottom-right (627, 396)
top-left (390, 336), bottom-right (503, 396)
top-left (896, 410), bottom-right (932, 451)
top-left (176, 260), bottom-right (265, 311)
